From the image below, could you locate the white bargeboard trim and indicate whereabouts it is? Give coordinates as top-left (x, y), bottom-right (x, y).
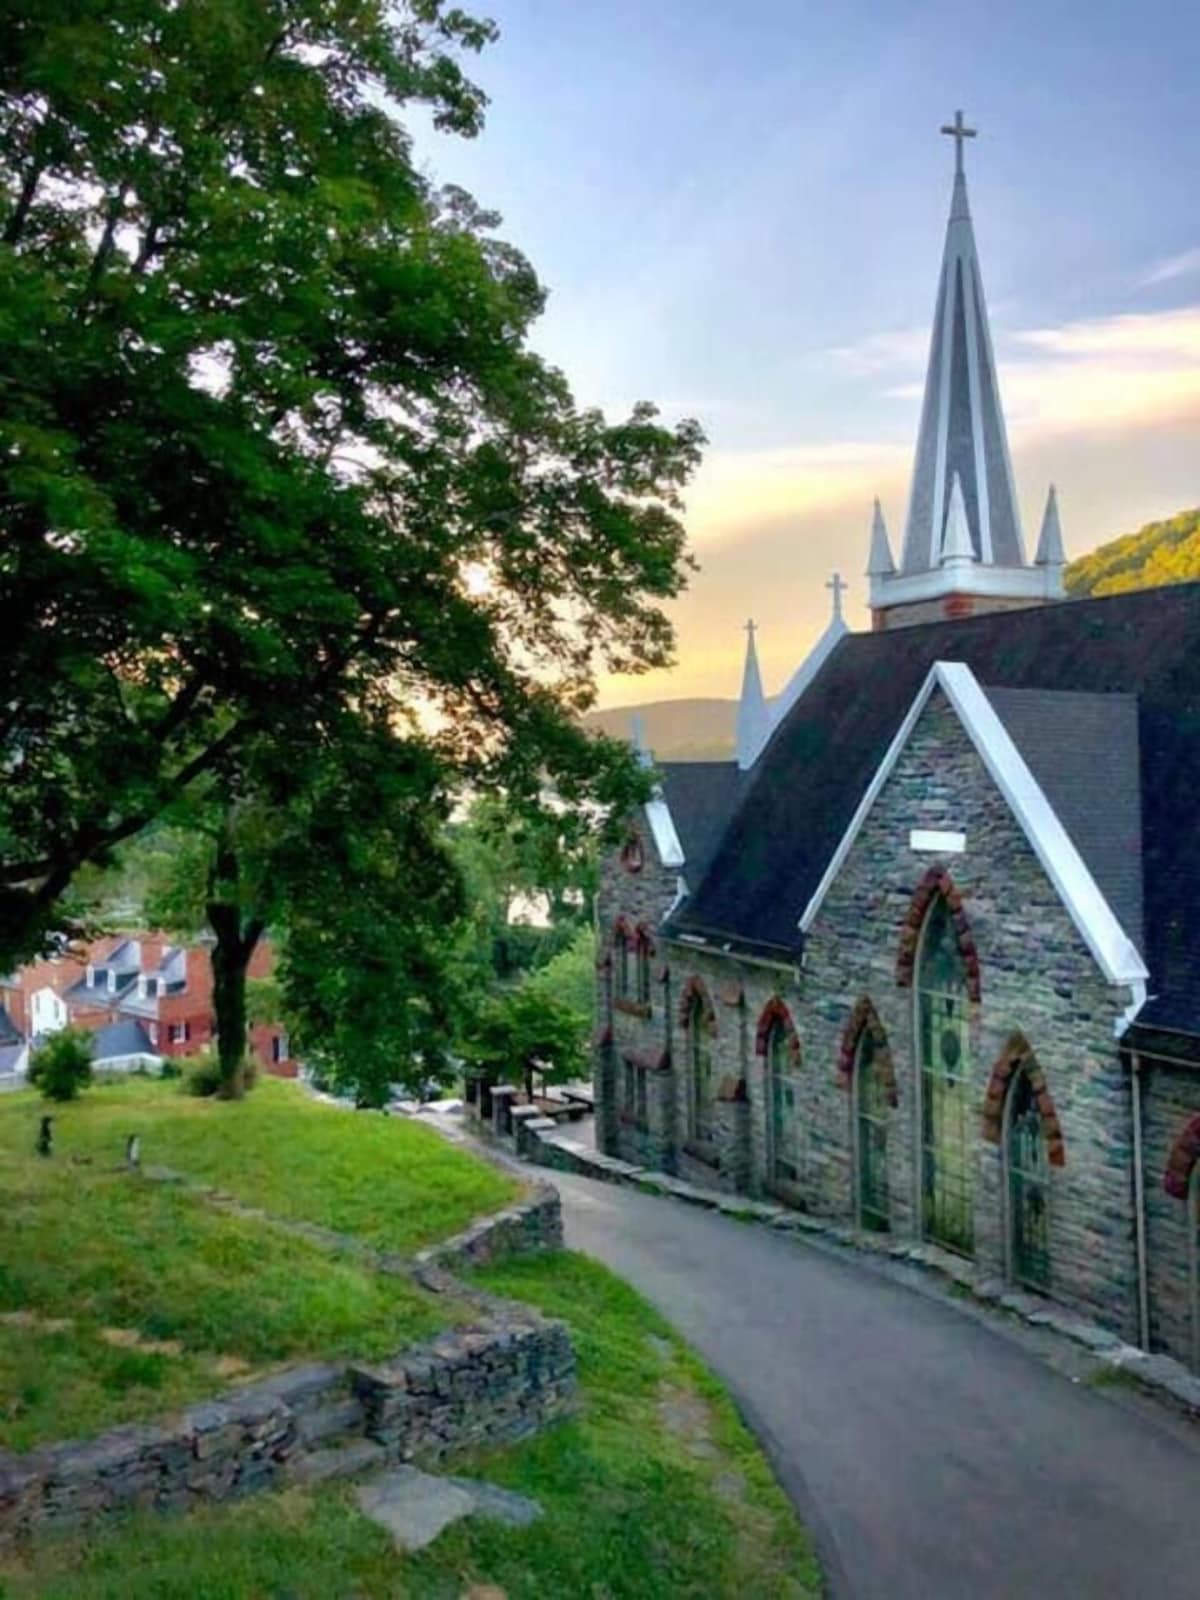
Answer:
top-left (799, 660), bottom-right (1148, 987)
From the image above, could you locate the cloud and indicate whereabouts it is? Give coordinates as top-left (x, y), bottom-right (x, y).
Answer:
top-left (1139, 247), bottom-right (1200, 288)
top-left (828, 326), bottom-right (930, 375)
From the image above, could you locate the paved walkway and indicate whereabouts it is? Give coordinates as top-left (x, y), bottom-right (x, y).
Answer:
top-left (552, 1169), bottom-right (1200, 1600)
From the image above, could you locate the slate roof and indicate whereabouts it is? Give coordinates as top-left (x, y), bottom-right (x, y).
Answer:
top-left (90, 1019), bottom-right (156, 1061)
top-left (0, 1004), bottom-right (21, 1048)
top-left (0, 1044), bottom-right (23, 1077)
top-left (985, 687), bottom-right (1143, 956)
top-left (656, 762), bottom-right (744, 889)
top-left (668, 583), bottom-right (1200, 1032)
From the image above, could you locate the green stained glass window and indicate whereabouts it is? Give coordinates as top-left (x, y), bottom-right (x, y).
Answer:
top-left (636, 937), bottom-right (652, 1008)
top-left (1007, 1067), bottom-right (1049, 1289)
top-left (767, 1023), bottom-right (803, 1186)
top-left (856, 1027), bottom-right (890, 1232)
top-left (918, 895), bottom-right (974, 1256)
top-left (616, 933), bottom-right (631, 999)
top-left (688, 1000), bottom-right (712, 1143)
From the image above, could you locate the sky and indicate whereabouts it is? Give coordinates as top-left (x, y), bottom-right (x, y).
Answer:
top-left (412, 0), bottom-right (1200, 707)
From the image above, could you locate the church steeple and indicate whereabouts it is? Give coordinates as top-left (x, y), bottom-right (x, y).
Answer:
top-left (901, 110), bottom-right (1024, 572)
top-left (867, 112), bottom-right (1065, 630)
top-left (736, 620), bottom-right (771, 771)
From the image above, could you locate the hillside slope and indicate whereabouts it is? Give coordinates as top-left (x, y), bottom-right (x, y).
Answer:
top-left (586, 698), bottom-right (736, 762)
top-left (1065, 507), bottom-right (1200, 598)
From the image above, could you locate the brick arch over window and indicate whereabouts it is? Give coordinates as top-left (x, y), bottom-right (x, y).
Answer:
top-left (895, 867), bottom-right (981, 1002)
top-left (836, 997), bottom-right (898, 1106)
top-left (754, 996), bottom-right (801, 1065)
top-left (1164, 1113), bottom-right (1200, 1200)
top-left (677, 975), bottom-right (717, 1034)
top-left (981, 1033), bottom-right (1065, 1166)
top-left (611, 914), bottom-right (636, 947)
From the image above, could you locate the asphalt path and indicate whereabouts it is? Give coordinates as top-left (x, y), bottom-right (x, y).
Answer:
top-left (551, 1168), bottom-right (1200, 1600)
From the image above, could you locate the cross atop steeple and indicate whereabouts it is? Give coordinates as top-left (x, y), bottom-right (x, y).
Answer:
top-left (940, 108), bottom-right (976, 175)
top-left (826, 572), bottom-right (846, 621)
top-left (744, 618), bottom-right (757, 641)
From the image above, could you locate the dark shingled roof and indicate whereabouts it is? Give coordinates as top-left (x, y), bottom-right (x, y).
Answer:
top-left (985, 687), bottom-right (1143, 956)
top-left (90, 1019), bottom-right (155, 1061)
top-left (655, 762), bottom-right (744, 888)
top-left (669, 583), bottom-right (1200, 1032)
top-left (0, 1003), bottom-right (21, 1048)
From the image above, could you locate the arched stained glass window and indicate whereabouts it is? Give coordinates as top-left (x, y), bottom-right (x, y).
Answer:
top-left (856, 1027), bottom-right (890, 1232)
top-left (688, 998), bottom-right (712, 1144)
top-left (1006, 1067), bottom-right (1050, 1289)
top-left (615, 927), bottom-right (631, 1000)
top-left (767, 1022), bottom-right (802, 1186)
top-left (918, 894), bottom-right (973, 1255)
top-left (635, 933), bottom-right (652, 1008)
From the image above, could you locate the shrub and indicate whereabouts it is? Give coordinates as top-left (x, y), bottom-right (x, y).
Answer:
top-left (181, 1051), bottom-right (223, 1098)
top-left (28, 1029), bottom-right (94, 1102)
top-left (158, 1057), bottom-right (182, 1080)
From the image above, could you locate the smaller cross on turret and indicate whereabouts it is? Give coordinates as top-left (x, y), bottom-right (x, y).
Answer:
top-left (826, 572), bottom-right (846, 621)
top-left (940, 108), bottom-right (977, 175)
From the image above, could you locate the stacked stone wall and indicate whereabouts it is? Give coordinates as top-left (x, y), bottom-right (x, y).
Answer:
top-left (0, 1187), bottom-right (575, 1545)
top-left (1143, 1061), bottom-right (1200, 1366)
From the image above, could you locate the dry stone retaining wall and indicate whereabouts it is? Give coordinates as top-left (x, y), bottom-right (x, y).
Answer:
top-left (0, 1185), bottom-right (574, 1546)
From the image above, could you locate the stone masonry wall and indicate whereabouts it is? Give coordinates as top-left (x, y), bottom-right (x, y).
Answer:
top-left (800, 688), bottom-right (1141, 1338)
top-left (596, 690), bottom-right (1148, 1344)
top-left (0, 1188), bottom-right (575, 1545)
top-left (1142, 1061), bottom-right (1200, 1367)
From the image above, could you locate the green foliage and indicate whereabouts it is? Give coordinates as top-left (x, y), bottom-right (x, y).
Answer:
top-left (28, 1028), bottom-right (93, 1102)
top-left (1065, 507), bottom-right (1200, 598)
top-left (0, 0), bottom-right (700, 969)
top-left (461, 980), bottom-right (588, 1098)
top-left (525, 925), bottom-right (597, 1021)
top-left (181, 1050), bottom-right (224, 1099)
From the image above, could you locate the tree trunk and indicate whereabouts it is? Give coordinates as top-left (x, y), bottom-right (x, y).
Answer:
top-left (205, 826), bottom-right (265, 1100)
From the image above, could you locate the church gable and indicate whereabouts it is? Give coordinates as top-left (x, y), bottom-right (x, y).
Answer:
top-left (803, 662), bottom-right (1146, 993)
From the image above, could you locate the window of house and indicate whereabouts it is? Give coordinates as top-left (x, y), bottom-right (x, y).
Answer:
top-left (85, 964), bottom-right (96, 987)
top-left (169, 1021), bottom-right (189, 1044)
top-left (767, 1021), bottom-right (802, 1186)
top-left (147, 1022), bottom-right (158, 1045)
top-left (272, 1032), bottom-right (288, 1063)
top-left (687, 996), bottom-right (713, 1145)
top-left (107, 969), bottom-right (118, 994)
top-left (855, 1025), bottom-right (890, 1232)
top-left (1006, 1065), bottom-right (1050, 1289)
top-left (623, 1059), bottom-right (636, 1117)
top-left (635, 933), bottom-right (652, 1009)
top-left (615, 928), bottom-right (632, 1000)
top-left (917, 894), bottom-right (973, 1256)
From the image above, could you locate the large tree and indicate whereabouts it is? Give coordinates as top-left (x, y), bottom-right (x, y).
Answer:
top-left (0, 0), bottom-right (701, 966)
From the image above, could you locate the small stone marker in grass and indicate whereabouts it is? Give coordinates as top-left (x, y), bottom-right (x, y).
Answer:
top-left (356, 1466), bottom-right (542, 1553)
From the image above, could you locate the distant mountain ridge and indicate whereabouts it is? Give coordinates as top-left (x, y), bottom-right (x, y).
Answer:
top-left (589, 509), bottom-right (1200, 761)
top-left (1065, 507), bottom-right (1200, 598)
top-left (585, 698), bottom-right (736, 762)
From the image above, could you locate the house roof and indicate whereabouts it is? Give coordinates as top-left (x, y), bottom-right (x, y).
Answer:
top-left (0, 1044), bottom-right (24, 1076)
top-left (656, 762), bottom-right (745, 889)
top-left (90, 1019), bottom-right (156, 1061)
top-left (0, 1004), bottom-right (22, 1048)
top-left (668, 583), bottom-right (1200, 1029)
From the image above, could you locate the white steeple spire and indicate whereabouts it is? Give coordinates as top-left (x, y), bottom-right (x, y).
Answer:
top-left (1035, 484), bottom-right (1066, 567)
top-left (900, 110), bottom-right (1025, 574)
top-left (940, 473), bottom-right (975, 565)
top-left (866, 499), bottom-right (896, 576)
top-left (630, 712), bottom-right (653, 769)
top-left (736, 620), bottom-right (771, 771)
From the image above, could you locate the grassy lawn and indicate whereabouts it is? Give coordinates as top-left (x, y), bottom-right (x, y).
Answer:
top-left (0, 1254), bottom-right (821, 1599)
top-left (0, 1075), bottom-right (518, 1254)
top-left (0, 1074), bottom-right (523, 1452)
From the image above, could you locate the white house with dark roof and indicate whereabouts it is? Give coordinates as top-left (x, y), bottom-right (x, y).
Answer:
top-left (596, 117), bottom-right (1200, 1376)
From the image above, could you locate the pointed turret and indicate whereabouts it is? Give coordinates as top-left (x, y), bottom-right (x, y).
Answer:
top-left (1035, 485), bottom-right (1066, 567)
top-left (736, 621), bottom-right (771, 771)
top-left (630, 712), bottom-right (653, 770)
top-left (940, 473), bottom-right (975, 565)
top-left (866, 499), bottom-right (896, 576)
top-left (900, 111), bottom-right (1025, 573)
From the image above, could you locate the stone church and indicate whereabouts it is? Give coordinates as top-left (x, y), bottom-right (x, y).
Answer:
top-left (593, 116), bottom-right (1200, 1371)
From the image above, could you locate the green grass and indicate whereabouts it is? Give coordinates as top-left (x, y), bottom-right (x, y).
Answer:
top-left (0, 1075), bottom-right (525, 1451)
top-left (1, 1254), bottom-right (819, 1599)
top-left (0, 1075), bottom-right (518, 1254)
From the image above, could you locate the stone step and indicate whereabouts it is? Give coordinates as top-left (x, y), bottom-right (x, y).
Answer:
top-left (286, 1438), bottom-right (386, 1485)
